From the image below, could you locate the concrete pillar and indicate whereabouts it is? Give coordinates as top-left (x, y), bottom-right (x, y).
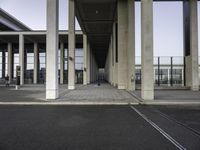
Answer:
top-left (33, 42), bottom-right (39, 84)
top-left (46, 0), bottom-right (59, 99)
top-left (68, 0), bottom-right (75, 89)
top-left (2, 50), bottom-right (5, 78)
top-left (113, 23), bottom-right (118, 87)
top-left (127, 0), bottom-right (135, 91)
top-left (7, 43), bottom-right (13, 83)
top-left (183, 0), bottom-right (199, 91)
top-left (83, 34), bottom-right (87, 85)
top-left (189, 0), bottom-right (199, 90)
top-left (87, 42), bottom-right (91, 84)
top-left (117, 0), bottom-right (128, 89)
top-left (141, 0), bottom-right (154, 100)
top-left (19, 34), bottom-right (24, 85)
top-left (60, 42), bottom-right (64, 84)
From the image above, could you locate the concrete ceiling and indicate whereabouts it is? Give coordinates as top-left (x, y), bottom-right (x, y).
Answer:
top-left (76, 0), bottom-right (117, 68)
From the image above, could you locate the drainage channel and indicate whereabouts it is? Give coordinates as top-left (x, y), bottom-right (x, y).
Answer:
top-left (130, 105), bottom-right (187, 150)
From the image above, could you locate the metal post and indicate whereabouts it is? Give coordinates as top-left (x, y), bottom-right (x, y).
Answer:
top-left (170, 57), bottom-right (173, 86)
top-left (183, 56), bottom-right (186, 86)
top-left (158, 57), bottom-right (160, 86)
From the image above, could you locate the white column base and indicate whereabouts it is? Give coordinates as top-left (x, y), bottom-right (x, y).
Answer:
top-left (46, 89), bottom-right (59, 100)
top-left (68, 85), bottom-right (75, 90)
top-left (191, 86), bottom-right (199, 91)
top-left (118, 85), bottom-right (126, 90)
top-left (141, 90), bottom-right (154, 100)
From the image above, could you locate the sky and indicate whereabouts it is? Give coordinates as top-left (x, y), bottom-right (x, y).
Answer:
top-left (0, 0), bottom-right (200, 57)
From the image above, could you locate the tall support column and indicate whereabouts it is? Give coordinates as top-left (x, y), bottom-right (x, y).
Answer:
top-left (7, 43), bottom-right (13, 83)
top-left (127, 0), bottom-right (135, 91)
top-left (2, 49), bottom-right (5, 78)
top-left (113, 22), bottom-right (118, 87)
top-left (83, 34), bottom-right (87, 85)
top-left (34, 42), bottom-right (39, 84)
top-left (68, 0), bottom-right (75, 89)
top-left (87, 42), bottom-right (91, 84)
top-left (60, 42), bottom-right (64, 84)
top-left (141, 0), bottom-right (154, 100)
top-left (183, 0), bottom-right (199, 91)
top-left (117, 0), bottom-right (128, 89)
top-left (19, 34), bottom-right (24, 85)
top-left (46, 0), bottom-right (59, 99)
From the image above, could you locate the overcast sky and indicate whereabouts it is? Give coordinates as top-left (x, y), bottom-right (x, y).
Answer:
top-left (0, 0), bottom-right (200, 57)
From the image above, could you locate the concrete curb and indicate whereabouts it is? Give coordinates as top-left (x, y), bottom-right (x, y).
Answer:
top-left (140, 101), bottom-right (200, 105)
top-left (0, 101), bottom-right (139, 106)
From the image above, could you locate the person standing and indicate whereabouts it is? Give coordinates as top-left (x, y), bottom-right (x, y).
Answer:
top-left (5, 74), bottom-right (9, 87)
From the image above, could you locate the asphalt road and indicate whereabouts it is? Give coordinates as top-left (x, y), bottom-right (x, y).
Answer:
top-left (0, 105), bottom-right (199, 150)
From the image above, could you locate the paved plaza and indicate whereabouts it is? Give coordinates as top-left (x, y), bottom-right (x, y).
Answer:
top-left (0, 84), bottom-right (138, 104)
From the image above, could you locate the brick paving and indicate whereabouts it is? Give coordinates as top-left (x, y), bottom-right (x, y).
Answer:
top-left (59, 84), bottom-right (138, 104)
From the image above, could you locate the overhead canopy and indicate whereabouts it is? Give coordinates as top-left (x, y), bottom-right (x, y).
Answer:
top-left (76, 0), bottom-right (117, 68)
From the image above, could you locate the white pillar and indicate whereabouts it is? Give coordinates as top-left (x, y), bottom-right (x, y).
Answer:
top-left (117, 0), bottom-right (128, 89)
top-left (141, 0), bottom-right (154, 100)
top-left (34, 42), bottom-right (39, 84)
top-left (113, 23), bottom-right (118, 87)
top-left (46, 0), bottom-right (59, 99)
top-left (83, 34), bottom-right (87, 85)
top-left (68, 0), bottom-right (75, 89)
top-left (127, 0), bottom-right (135, 91)
top-left (7, 42), bottom-right (12, 83)
top-left (190, 0), bottom-right (199, 91)
top-left (87, 42), bottom-right (91, 84)
top-left (19, 34), bottom-right (24, 85)
top-left (60, 42), bottom-right (64, 84)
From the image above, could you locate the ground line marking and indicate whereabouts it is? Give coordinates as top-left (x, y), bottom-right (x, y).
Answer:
top-left (130, 105), bottom-right (187, 150)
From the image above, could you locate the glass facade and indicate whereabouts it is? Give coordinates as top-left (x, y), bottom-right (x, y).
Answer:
top-left (0, 48), bottom-right (199, 87)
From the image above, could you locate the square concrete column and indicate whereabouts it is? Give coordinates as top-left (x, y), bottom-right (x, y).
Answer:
top-left (113, 22), bottom-right (118, 87)
top-left (183, 0), bottom-right (199, 91)
top-left (117, 0), bottom-right (128, 89)
top-left (127, 0), bottom-right (135, 91)
top-left (7, 43), bottom-right (13, 83)
top-left (19, 34), bottom-right (24, 85)
top-left (46, 0), bottom-right (59, 99)
top-left (34, 42), bottom-right (39, 84)
top-left (141, 0), bottom-right (154, 100)
top-left (83, 34), bottom-right (87, 85)
top-left (68, 0), bottom-right (75, 89)
top-left (60, 42), bottom-right (65, 84)
top-left (189, 0), bottom-right (199, 91)
top-left (87, 42), bottom-right (91, 84)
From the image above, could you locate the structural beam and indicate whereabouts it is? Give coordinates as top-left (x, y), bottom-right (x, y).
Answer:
top-left (141, 0), bottom-right (154, 100)
top-left (68, 0), bottom-right (75, 89)
top-left (46, 0), bottom-right (59, 99)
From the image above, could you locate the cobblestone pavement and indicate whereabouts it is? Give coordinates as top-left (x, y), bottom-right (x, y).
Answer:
top-left (59, 84), bottom-right (138, 104)
top-left (0, 84), bottom-right (138, 104)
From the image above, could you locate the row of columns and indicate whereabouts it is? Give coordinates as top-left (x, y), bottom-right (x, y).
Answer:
top-left (46, 0), bottom-right (93, 99)
top-left (106, 0), bottom-right (199, 100)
